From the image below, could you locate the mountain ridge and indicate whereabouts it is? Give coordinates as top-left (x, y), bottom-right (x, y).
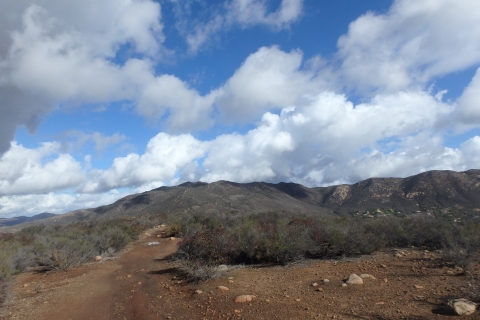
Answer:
top-left (3, 169), bottom-right (480, 231)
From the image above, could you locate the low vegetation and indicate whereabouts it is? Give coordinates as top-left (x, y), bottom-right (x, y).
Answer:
top-left (169, 211), bottom-right (480, 283)
top-left (0, 214), bottom-right (163, 308)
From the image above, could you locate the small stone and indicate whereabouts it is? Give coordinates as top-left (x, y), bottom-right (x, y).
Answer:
top-left (311, 283), bottom-right (318, 287)
top-left (195, 290), bottom-right (203, 294)
top-left (127, 275), bottom-right (132, 278)
top-left (169, 237), bottom-right (176, 240)
top-left (315, 288), bottom-right (324, 292)
top-left (380, 264), bottom-right (387, 268)
top-left (94, 256), bottom-right (102, 262)
top-left (346, 274), bottom-right (363, 285)
top-left (414, 285), bottom-right (424, 289)
top-left (217, 286), bottom-right (229, 291)
top-left (359, 274), bottom-right (376, 280)
top-left (138, 282), bottom-right (141, 285)
top-left (228, 280), bottom-right (234, 283)
top-left (295, 299), bottom-right (301, 302)
top-left (23, 284), bottom-right (29, 288)
top-left (234, 310), bottom-right (241, 314)
top-left (217, 265), bottom-right (229, 272)
top-left (228, 277), bottom-right (234, 280)
top-left (323, 279), bottom-right (330, 283)
top-left (447, 298), bottom-right (477, 316)
top-left (341, 283), bottom-right (347, 287)
top-left (234, 295), bottom-right (256, 303)
top-left (383, 278), bottom-right (388, 283)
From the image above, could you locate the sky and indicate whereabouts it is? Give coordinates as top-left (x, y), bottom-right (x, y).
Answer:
top-left (1, 0), bottom-right (480, 218)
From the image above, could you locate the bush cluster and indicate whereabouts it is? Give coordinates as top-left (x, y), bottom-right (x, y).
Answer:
top-left (171, 211), bottom-right (480, 281)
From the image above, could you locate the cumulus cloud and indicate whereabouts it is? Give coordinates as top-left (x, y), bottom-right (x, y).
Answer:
top-left (81, 133), bottom-right (205, 193)
top-left (0, 142), bottom-right (86, 195)
top-left (0, 0), bottom-right (222, 155)
top-left (183, 0), bottom-right (303, 53)
top-left (338, 0), bottom-right (480, 94)
top-left (214, 46), bottom-right (331, 122)
top-left (455, 67), bottom-right (480, 126)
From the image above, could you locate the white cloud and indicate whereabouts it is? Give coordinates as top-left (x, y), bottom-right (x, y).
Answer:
top-left (456, 67), bottom-right (480, 126)
top-left (184, 0), bottom-right (303, 53)
top-left (215, 46), bottom-right (331, 122)
top-left (82, 133), bottom-right (205, 192)
top-left (0, 142), bottom-right (86, 195)
top-left (338, 0), bottom-right (480, 94)
top-left (0, 0), bottom-right (219, 155)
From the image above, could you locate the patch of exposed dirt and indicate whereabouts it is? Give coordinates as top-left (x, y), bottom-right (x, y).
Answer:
top-left (2, 229), bottom-right (479, 319)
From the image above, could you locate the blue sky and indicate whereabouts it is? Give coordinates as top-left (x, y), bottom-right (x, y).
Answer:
top-left (1, 0), bottom-right (480, 217)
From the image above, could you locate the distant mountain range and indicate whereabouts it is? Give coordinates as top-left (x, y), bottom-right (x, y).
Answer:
top-left (3, 169), bottom-right (480, 231)
top-left (0, 212), bottom-right (56, 227)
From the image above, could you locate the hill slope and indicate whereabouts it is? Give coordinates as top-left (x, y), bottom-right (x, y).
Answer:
top-left (4, 169), bottom-right (480, 230)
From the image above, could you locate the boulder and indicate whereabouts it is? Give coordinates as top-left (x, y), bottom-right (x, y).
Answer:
top-left (447, 299), bottom-right (477, 316)
top-left (346, 274), bottom-right (363, 285)
top-left (234, 295), bottom-right (256, 303)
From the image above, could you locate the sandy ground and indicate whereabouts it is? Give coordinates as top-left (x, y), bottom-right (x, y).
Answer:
top-left (2, 228), bottom-right (479, 320)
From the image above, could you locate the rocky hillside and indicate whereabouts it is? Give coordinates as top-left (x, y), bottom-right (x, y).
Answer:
top-left (4, 169), bottom-right (480, 230)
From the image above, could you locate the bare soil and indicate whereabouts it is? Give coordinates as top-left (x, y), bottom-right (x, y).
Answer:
top-left (2, 227), bottom-right (479, 319)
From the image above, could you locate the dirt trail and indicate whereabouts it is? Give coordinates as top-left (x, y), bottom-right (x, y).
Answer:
top-left (3, 230), bottom-right (480, 320)
top-left (4, 228), bottom-right (184, 320)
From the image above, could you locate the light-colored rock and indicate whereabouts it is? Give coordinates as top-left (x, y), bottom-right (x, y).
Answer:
top-left (315, 288), bottom-right (323, 292)
top-left (94, 256), bottom-right (102, 262)
top-left (217, 264), bottom-right (229, 272)
top-left (359, 274), bottom-right (376, 280)
top-left (311, 283), bottom-right (318, 287)
top-left (341, 283), bottom-right (347, 287)
top-left (414, 285), bottom-right (424, 289)
top-left (447, 299), bottom-right (477, 316)
top-left (194, 290), bottom-right (203, 294)
top-left (217, 286), bottom-right (229, 291)
top-left (169, 237), bottom-right (176, 240)
top-left (234, 295), bottom-right (256, 303)
top-left (346, 274), bottom-right (363, 285)
top-left (147, 241), bottom-right (160, 246)
top-left (323, 279), bottom-right (330, 283)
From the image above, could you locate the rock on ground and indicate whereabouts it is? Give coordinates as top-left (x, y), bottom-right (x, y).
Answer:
top-left (234, 295), bottom-right (256, 303)
top-left (346, 274), bottom-right (363, 285)
top-left (447, 299), bottom-right (477, 316)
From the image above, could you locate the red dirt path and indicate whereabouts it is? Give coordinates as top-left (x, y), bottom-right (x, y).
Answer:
top-left (2, 228), bottom-right (479, 319)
